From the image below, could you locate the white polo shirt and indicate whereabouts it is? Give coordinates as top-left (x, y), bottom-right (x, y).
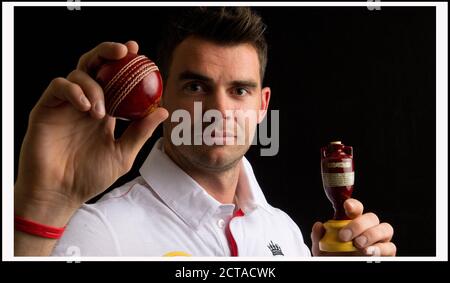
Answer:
top-left (52, 138), bottom-right (311, 257)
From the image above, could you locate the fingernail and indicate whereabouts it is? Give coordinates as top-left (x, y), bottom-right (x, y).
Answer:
top-left (95, 101), bottom-right (105, 115)
top-left (355, 235), bottom-right (368, 248)
top-left (339, 229), bottom-right (352, 242)
top-left (80, 96), bottom-right (90, 107)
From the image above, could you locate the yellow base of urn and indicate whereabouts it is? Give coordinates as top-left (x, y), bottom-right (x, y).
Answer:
top-left (319, 220), bottom-right (357, 252)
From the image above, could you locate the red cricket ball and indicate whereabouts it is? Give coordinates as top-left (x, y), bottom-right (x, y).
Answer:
top-left (95, 53), bottom-right (163, 120)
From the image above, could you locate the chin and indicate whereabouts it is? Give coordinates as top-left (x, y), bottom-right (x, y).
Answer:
top-left (190, 145), bottom-right (246, 171)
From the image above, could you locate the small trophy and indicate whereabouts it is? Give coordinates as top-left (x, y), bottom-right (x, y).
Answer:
top-left (319, 141), bottom-right (357, 252)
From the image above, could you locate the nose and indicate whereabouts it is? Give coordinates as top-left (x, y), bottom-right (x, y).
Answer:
top-left (204, 87), bottom-right (233, 119)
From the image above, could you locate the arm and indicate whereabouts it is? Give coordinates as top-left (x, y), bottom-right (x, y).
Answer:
top-left (14, 41), bottom-right (168, 256)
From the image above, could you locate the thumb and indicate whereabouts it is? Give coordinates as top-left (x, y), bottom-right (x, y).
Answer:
top-left (311, 221), bottom-right (325, 256)
top-left (118, 107), bottom-right (169, 163)
top-left (344, 198), bottom-right (364, 219)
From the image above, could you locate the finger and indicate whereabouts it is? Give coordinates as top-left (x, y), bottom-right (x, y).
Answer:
top-left (339, 212), bottom-right (380, 242)
top-left (363, 242), bottom-right (397, 256)
top-left (354, 222), bottom-right (394, 249)
top-left (311, 221), bottom-right (325, 256)
top-left (37, 77), bottom-right (91, 112)
top-left (311, 221), bottom-right (325, 244)
top-left (103, 116), bottom-right (116, 138)
top-left (67, 70), bottom-right (106, 119)
top-left (118, 107), bottom-right (169, 170)
top-left (344, 198), bottom-right (364, 219)
top-left (77, 42), bottom-right (128, 74)
top-left (125, 40), bottom-right (139, 54)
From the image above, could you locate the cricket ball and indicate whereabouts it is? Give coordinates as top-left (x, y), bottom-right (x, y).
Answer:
top-left (95, 53), bottom-right (163, 120)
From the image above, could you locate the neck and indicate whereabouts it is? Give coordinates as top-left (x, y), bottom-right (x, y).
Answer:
top-left (164, 143), bottom-right (241, 204)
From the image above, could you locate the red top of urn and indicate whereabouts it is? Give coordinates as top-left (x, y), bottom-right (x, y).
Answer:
top-left (321, 141), bottom-right (353, 160)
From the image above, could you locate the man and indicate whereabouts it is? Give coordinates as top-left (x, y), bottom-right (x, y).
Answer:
top-left (14, 7), bottom-right (395, 256)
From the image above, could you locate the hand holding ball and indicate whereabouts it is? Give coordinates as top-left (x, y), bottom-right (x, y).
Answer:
top-left (95, 53), bottom-right (163, 120)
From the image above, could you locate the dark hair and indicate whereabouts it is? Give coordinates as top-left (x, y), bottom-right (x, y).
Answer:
top-left (157, 7), bottom-right (268, 83)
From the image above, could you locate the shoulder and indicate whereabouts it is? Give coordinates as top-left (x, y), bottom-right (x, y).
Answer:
top-left (51, 202), bottom-right (120, 256)
top-left (52, 177), bottom-right (154, 256)
top-left (264, 204), bottom-right (303, 233)
top-left (263, 204), bottom-right (312, 256)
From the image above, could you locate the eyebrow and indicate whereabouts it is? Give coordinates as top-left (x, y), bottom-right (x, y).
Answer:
top-left (178, 70), bottom-right (258, 88)
top-left (229, 80), bottom-right (258, 89)
top-left (178, 70), bottom-right (213, 83)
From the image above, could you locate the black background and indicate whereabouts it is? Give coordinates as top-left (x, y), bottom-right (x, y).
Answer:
top-left (14, 6), bottom-right (436, 257)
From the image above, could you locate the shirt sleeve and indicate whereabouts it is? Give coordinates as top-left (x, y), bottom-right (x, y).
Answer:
top-left (51, 204), bottom-right (121, 256)
top-left (288, 219), bottom-right (312, 257)
top-left (281, 210), bottom-right (312, 257)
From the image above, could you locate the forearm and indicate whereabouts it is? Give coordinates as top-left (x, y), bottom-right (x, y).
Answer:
top-left (15, 230), bottom-right (60, 256)
top-left (14, 183), bottom-right (80, 256)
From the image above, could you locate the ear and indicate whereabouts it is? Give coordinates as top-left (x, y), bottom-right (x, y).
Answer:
top-left (258, 87), bottom-right (271, 123)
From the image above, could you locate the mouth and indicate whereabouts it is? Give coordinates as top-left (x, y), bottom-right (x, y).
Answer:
top-left (191, 129), bottom-right (238, 146)
top-left (211, 130), bottom-right (236, 138)
top-left (208, 130), bottom-right (237, 145)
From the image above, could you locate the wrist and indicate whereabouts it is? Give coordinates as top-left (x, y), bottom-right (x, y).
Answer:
top-left (14, 183), bottom-right (81, 227)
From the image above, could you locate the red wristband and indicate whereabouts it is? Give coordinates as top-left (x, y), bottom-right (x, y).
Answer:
top-left (14, 215), bottom-right (66, 239)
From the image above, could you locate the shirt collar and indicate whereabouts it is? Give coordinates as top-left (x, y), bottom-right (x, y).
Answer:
top-left (139, 138), bottom-right (272, 230)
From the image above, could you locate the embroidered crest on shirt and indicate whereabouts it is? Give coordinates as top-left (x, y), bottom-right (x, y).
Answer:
top-left (267, 241), bottom-right (284, 256)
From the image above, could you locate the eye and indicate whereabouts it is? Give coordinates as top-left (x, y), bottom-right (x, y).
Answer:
top-left (183, 82), bottom-right (206, 95)
top-left (234, 87), bottom-right (250, 96)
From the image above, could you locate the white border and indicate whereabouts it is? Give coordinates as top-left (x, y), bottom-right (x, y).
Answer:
top-left (4, 1), bottom-right (445, 7)
top-left (435, 1), bottom-right (448, 261)
top-left (2, 1), bottom-right (447, 262)
top-left (2, 1), bottom-right (15, 262)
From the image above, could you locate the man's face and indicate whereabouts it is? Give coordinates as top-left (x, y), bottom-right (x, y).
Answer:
top-left (162, 36), bottom-right (270, 172)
